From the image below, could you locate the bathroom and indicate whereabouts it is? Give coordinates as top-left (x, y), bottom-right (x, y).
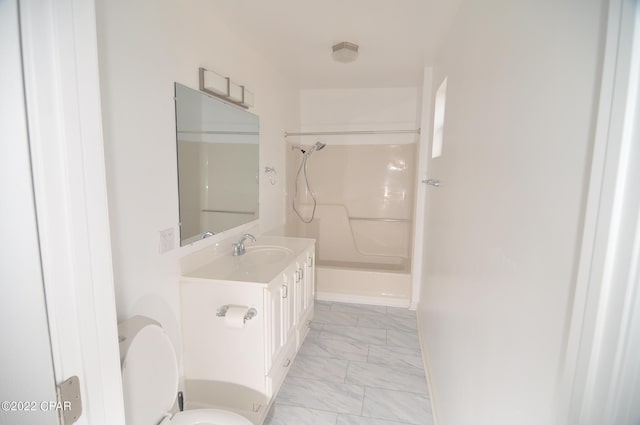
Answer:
top-left (3, 0), bottom-right (639, 424)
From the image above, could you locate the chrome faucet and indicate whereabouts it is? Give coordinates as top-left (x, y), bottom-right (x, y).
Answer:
top-left (232, 233), bottom-right (256, 256)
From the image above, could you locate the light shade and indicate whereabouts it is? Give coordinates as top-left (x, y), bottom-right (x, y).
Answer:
top-left (227, 79), bottom-right (243, 102)
top-left (200, 68), bottom-right (228, 96)
top-left (243, 89), bottom-right (255, 107)
top-left (332, 42), bottom-right (359, 63)
top-left (199, 68), bottom-right (254, 109)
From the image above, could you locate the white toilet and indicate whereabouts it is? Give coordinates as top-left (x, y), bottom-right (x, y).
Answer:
top-left (118, 316), bottom-right (253, 425)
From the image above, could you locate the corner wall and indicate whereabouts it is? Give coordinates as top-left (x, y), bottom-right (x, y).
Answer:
top-left (96, 0), bottom-right (299, 370)
top-left (417, 1), bottom-right (606, 424)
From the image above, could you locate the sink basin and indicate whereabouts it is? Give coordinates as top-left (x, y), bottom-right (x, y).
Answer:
top-left (240, 245), bottom-right (294, 265)
top-left (183, 236), bottom-right (313, 283)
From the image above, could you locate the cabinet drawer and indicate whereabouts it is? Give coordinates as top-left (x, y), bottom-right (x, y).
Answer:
top-left (296, 309), bottom-right (313, 350)
top-left (266, 338), bottom-right (296, 398)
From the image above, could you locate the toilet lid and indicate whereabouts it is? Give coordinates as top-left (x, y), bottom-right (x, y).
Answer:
top-left (121, 324), bottom-right (179, 425)
top-left (169, 409), bottom-right (254, 425)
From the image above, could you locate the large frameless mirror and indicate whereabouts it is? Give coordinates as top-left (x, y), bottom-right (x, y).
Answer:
top-left (174, 83), bottom-right (259, 245)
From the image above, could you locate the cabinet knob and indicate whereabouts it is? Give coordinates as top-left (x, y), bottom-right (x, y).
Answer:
top-left (283, 358), bottom-right (291, 367)
top-left (281, 284), bottom-right (288, 299)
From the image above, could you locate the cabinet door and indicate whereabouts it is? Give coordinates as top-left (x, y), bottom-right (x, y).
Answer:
top-left (265, 282), bottom-right (283, 370)
top-left (282, 263), bottom-right (300, 344)
top-left (280, 272), bottom-right (291, 347)
top-left (293, 261), bottom-right (304, 326)
top-left (305, 250), bottom-right (315, 311)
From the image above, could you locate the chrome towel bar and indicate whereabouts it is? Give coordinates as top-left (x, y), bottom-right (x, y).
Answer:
top-left (349, 217), bottom-right (411, 223)
top-left (202, 209), bottom-right (256, 215)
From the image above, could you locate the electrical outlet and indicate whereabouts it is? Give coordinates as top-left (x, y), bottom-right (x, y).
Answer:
top-left (159, 228), bottom-right (174, 254)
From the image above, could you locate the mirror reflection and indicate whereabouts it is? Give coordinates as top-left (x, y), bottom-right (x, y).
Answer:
top-left (175, 83), bottom-right (259, 245)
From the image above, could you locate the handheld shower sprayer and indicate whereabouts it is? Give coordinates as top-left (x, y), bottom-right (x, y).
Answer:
top-left (292, 141), bottom-right (326, 223)
top-left (295, 141), bottom-right (326, 157)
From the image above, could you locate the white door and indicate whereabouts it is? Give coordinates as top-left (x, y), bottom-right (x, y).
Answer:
top-left (1, 0), bottom-right (126, 423)
top-left (559, 1), bottom-right (640, 424)
top-left (0, 0), bottom-right (60, 423)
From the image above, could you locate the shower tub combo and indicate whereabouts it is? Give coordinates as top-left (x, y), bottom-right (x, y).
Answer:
top-left (284, 135), bottom-right (417, 307)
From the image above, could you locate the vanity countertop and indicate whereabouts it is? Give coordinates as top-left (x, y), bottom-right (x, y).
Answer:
top-left (181, 236), bottom-right (315, 285)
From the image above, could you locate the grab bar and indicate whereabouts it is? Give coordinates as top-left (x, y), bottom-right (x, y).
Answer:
top-left (202, 209), bottom-right (256, 215)
top-left (349, 217), bottom-right (411, 223)
top-left (284, 129), bottom-right (420, 137)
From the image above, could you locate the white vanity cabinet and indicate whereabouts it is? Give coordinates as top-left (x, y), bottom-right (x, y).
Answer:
top-left (264, 249), bottom-right (315, 394)
top-left (180, 238), bottom-right (315, 422)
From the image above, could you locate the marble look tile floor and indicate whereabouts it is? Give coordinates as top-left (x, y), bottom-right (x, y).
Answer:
top-left (264, 301), bottom-right (434, 425)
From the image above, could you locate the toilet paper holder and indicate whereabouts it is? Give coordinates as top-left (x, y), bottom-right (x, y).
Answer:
top-left (216, 305), bottom-right (258, 323)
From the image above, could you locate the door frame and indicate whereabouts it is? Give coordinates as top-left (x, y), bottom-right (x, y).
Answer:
top-left (557, 0), bottom-right (640, 423)
top-left (411, 67), bottom-right (434, 309)
top-left (19, 0), bottom-right (125, 423)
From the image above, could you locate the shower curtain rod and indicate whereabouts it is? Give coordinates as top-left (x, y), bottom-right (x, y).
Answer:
top-left (284, 129), bottom-right (420, 137)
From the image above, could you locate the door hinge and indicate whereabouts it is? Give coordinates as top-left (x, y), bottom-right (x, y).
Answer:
top-left (56, 376), bottom-right (82, 424)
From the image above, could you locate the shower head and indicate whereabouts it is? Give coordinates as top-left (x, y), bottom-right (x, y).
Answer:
top-left (303, 141), bottom-right (326, 157)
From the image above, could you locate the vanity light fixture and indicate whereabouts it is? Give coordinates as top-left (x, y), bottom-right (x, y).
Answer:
top-left (332, 42), bottom-right (359, 63)
top-left (199, 67), bottom-right (254, 108)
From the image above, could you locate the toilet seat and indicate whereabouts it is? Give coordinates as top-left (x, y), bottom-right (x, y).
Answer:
top-left (119, 317), bottom-right (253, 425)
top-left (164, 409), bottom-right (253, 425)
top-left (121, 323), bottom-right (179, 425)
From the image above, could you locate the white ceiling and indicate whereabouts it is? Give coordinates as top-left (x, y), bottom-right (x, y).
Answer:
top-left (210, 0), bottom-right (463, 89)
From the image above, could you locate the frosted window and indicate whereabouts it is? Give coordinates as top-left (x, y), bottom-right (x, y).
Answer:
top-left (432, 77), bottom-right (447, 158)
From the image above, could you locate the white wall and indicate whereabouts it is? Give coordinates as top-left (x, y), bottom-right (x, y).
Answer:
top-left (299, 88), bottom-right (419, 143)
top-left (417, 1), bottom-right (606, 424)
top-left (96, 0), bottom-right (299, 370)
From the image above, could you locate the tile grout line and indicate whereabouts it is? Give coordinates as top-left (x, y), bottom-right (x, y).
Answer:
top-left (343, 360), bottom-right (349, 384)
top-left (268, 301), bottom-right (428, 425)
top-left (270, 401), bottom-right (347, 419)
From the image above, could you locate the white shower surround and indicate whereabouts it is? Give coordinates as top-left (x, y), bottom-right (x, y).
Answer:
top-left (286, 88), bottom-right (420, 306)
